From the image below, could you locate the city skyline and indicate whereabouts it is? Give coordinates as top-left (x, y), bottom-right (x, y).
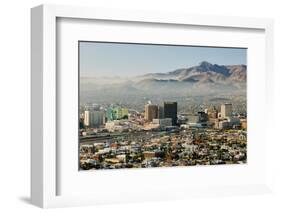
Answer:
top-left (80, 41), bottom-right (247, 77)
top-left (79, 41), bottom-right (247, 171)
top-left (80, 100), bottom-right (247, 170)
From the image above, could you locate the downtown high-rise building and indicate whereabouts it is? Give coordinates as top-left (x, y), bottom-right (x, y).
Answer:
top-left (221, 103), bottom-right (232, 118)
top-left (144, 104), bottom-right (159, 122)
top-left (84, 110), bottom-right (105, 127)
top-left (106, 107), bottom-right (129, 121)
top-left (164, 102), bottom-right (177, 125)
top-left (206, 106), bottom-right (218, 119)
top-left (158, 105), bottom-right (164, 119)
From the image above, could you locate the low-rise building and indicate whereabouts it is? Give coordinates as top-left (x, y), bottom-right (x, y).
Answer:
top-left (143, 151), bottom-right (156, 159)
top-left (218, 120), bottom-right (231, 129)
top-left (152, 118), bottom-right (172, 128)
top-left (240, 119), bottom-right (247, 129)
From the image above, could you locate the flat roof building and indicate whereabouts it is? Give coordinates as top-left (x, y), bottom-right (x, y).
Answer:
top-left (144, 104), bottom-right (158, 122)
top-left (164, 102), bottom-right (177, 126)
top-left (84, 110), bottom-right (105, 128)
top-left (221, 103), bottom-right (232, 118)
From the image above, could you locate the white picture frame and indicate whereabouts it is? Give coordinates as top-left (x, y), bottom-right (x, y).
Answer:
top-left (31, 4), bottom-right (274, 208)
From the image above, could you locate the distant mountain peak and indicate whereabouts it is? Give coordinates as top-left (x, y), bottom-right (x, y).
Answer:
top-left (199, 61), bottom-right (213, 68)
top-left (80, 61), bottom-right (247, 103)
top-left (136, 61), bottom-right (246, 85)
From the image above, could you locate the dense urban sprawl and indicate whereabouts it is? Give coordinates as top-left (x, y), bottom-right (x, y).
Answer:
top-left (79, 101), bottom-right (247, 170)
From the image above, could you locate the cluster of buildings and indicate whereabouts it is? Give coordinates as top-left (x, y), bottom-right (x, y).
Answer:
top-left (79, 100), bottom-right (247, 170)
top-left (144, 101), bottom-right (177, 126)
top-left (143, 102), bottom-right (246, 131)
top-left (207, 103), bottom-right (247, 130)
top-left (80, 101), bottom-right (179, 133)
top-left (80, 128), bottom-right (247, 170)
top-left (80, 102), bottom-right (247, 135)
top-left (80, 106), bottom-right (129, 128)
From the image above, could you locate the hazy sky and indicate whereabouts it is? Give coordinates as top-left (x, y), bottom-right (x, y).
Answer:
top-left (79, 42), bottom-right (246, 77)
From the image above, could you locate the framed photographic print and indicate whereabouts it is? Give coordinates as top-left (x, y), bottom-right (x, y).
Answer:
top-left (31, 4), bottom-right (274, 208)
top-left (78, 41), bottom-right (248, 170)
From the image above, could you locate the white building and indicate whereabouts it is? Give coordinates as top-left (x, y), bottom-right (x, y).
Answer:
top-left (105, 120), bottom-right (129, 132)
top-left (84, 110), bottom-right (91, 127)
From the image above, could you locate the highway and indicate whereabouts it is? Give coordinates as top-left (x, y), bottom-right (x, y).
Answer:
top-left (79, 131), bottom-right (165, 145)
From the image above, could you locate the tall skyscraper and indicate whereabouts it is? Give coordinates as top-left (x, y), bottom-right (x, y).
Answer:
top-left (221, 103), bottom-right (232, 118)
top-left (93, 111), bottom-right (105, 127)
top-left (106, 107), bottom-right (115, 121)
top-left (84, 110), bottom-right (91, 127)
top-left (84, 110), bottom-right (105, 127)
top-left (164, 102), bottom-right (177, 125)
top-left (158, 105), bottom-right (164, 119)
top-left (144, 104), bottom-right (159, 122)
top-left (207, 106), bottom-right (218, 119)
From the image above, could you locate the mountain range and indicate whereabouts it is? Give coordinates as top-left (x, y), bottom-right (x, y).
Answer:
top-left (137, 61), bottom-right (246, 84)
top-left (80, 61), bottom-right (247, 103)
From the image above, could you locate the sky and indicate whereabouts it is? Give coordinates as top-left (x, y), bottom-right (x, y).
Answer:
top-left (79, 41), bottom-right (247, 77)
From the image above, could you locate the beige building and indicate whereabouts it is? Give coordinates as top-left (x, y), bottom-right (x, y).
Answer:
top-left (240, 119), bottom-right (247, 129)
top-left (144, 104), bottom-right (158, 122)
top-left (221, 103), bottom-right (232, 118)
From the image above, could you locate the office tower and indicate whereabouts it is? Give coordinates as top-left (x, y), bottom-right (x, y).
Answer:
top-left (144, 104), bottom-right (159, 122)
top-left (84, 110), bottom-right (91, 127)
top-left (115, 107), bottom-right (129, 119)
top-left (84, 110), bottom-right (105, 127)
top-left (158, 105), bottom-right (164, 119)
top-left (221, 103), bottom-right (232, 118)
top-left (164, 102), bottom-right (177, 125)
top-left (106, 107), bottom-right (115, 121)
top-left (106, 107), bottom-right (129, 121)
top-left (92, 111), bottom-right (105, 127)
top-left (207, 106), bottom-right (218, 119)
